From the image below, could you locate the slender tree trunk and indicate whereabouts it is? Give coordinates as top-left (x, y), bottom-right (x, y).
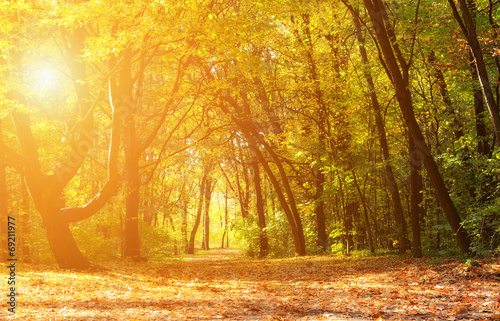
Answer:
top-left (409, 135), bottom-right (423, 257)
top-left (233, 142), bottom-right (250, 219)
top-left (203, 178), bottom-right (212, 250)
top-left (314, 170), bottom-right (327, 251)
top-left (352, 170), bottom-right (375, 253)
top-left (187, 168), bottom-right (208, 254)
top-left (363, 0), bottom-right (471, 254)
top-left (448, 0), bottom-right (500, 147)
top-left (221, 185), bottom-right (228, 248)
top-left (428, 51), bottom-right (464, 139)
top-left (182, 199), bottom-right (188, 253)
top-left (247, 137), bottom-right (305, 255)
top-left (253, 161), bottom-right (269, 257)
top-left (468, 43), bottom-right (491, 155)
top-left (352, 10), bottom-right (408, 253)
top-left (339, 175), bottom-right (352, 253)
top-left (474, 87), bottom-right (491, 155)
top-left (220, 97), bottom-right (306, 255)
top-left (292, 13), bottom-right (329, 251)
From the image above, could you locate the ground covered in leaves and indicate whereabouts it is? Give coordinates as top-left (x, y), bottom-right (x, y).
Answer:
top-left (1, 249), bottom-right (500, 320)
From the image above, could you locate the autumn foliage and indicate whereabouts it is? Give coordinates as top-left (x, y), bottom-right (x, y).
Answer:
top-left (1, 249), bottom-right (499, 320)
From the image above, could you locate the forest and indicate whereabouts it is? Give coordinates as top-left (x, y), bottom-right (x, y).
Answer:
top-left (1, 0), bottom-right (500, 265)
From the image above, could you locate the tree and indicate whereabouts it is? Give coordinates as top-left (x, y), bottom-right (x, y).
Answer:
top-left (361, 0), bottom-right (471, 254)
top-left (448, 0), bottom-right (500, 147)
top-left (187, 163), bottom-right (210, 254)
top-left (348, 4), bottom-right (408, 253)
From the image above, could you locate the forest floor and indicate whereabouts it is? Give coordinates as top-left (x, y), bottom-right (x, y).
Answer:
top-left (1, 249), bottom-right (500, 320)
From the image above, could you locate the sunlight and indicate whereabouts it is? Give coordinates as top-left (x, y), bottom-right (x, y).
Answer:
top-left (30, 64), bottom-right (61, 94)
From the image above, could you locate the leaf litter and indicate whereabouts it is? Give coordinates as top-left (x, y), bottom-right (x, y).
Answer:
top-left (1, 250), bottom-right (499, 320)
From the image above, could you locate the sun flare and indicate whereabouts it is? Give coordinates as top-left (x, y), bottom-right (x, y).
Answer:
top-left (31, 65), bottom-right (61, 94)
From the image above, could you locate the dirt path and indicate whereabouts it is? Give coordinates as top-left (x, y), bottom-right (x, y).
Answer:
top-left (2, 253), bottom-right (499, 320)
top-left (183, 247), bottom-right (247, 261)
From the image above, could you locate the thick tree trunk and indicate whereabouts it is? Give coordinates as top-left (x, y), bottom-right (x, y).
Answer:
top-left (364, 0), bottom-right (471, 254)
top-left (253, 161), bottom-right (269, 257)
top-left (123, 156), bottom-right (142, 259)
top-left (20, 178), bottom-right (30, 262)
top-left (123, 99), bottom-right (143, 259)
top-left (28, 176), bottom-right (91, 269)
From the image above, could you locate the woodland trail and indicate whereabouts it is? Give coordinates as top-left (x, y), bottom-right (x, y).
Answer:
top-left (1, 250), bottom-right (499, 320)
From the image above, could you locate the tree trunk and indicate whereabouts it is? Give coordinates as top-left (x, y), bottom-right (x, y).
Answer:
top-left (234, 148), bottom-right (250, 219)
top-left (123, 153), bottom-right (142, 260)
top-left (352, 170), bottom-right (375, 253)
top-left (221, 185), bottom-right (228, 248)
top-left (363, 0), bottom-right (471, 254)
top-left (253, 161), bottom-right (269, 257)
top-left (409, 135), bottom-right (423, 258)
top-left (182, 199), bottom-right (189, 253)
top-left (339, 175), bottom-right (353, 253)
top-left (187, 168), bottom-right (208, 254)
top-left (448, 0), bottom-right (500, 147)
top-left (203, 178), bottom-right (213, 250)
top-left (428, 51), bottom-right (464, 139)
top-left (314, 170), bottom-right (328, 251)
top-left (220, 96), bottom-right (306, 256)
top-left (292, 13), bottom-right (329, 252)
top-left (352, 9), bottom-right (408, 253)
top-left (20, 178), bottom-right (31, 262)
top-left (29, 177), bottom-right (91, 269)
top-left (0, 26), bottom-right (124, 270)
